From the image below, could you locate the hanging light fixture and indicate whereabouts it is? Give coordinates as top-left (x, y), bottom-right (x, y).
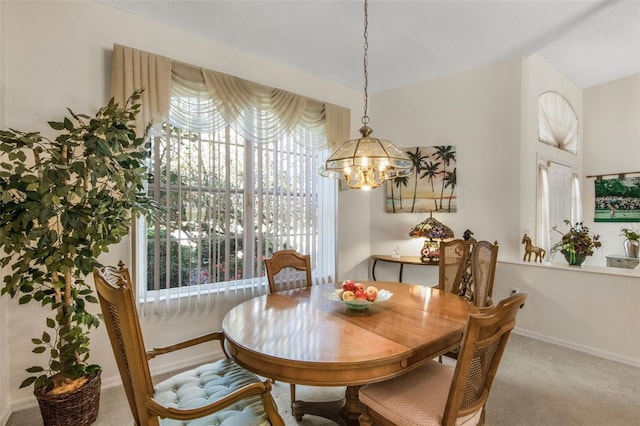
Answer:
top-left (320, 0), bottom-right (412, 190)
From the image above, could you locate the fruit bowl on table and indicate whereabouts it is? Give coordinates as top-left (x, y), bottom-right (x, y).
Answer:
top-left (326, 289), bottom-right (393, 310)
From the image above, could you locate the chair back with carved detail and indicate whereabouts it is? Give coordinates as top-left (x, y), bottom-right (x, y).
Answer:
top-left (438, 239), bottom-right (471, 296)
top-left (264, 249), bottom-right (312, 294)
top-left (439, 239), bottom-right (498, 308)
top-left (468, 240), bottom-right (499, 308)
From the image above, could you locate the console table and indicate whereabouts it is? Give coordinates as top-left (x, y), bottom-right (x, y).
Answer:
top-left (370, 255), bottom-right (437, 282)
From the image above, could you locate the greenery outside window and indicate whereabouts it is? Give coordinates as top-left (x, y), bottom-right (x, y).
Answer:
top-left (141, 122), bottom-right (329, 290)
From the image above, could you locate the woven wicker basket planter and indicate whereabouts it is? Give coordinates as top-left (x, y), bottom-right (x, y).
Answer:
top-left (34, 370), bottom-right (101, 426)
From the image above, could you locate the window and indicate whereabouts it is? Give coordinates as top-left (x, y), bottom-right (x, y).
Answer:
top-left (538, 91), bottom-right (579, 155)
top-left (135, 93), bottom-right (336, 308)
top-left (109, 44), bottom-right (346, 310)
top-left (537, 159), bottom-right (582, 256)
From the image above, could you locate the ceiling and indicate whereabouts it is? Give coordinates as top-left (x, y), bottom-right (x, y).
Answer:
top-left (98, 0), bottom-right (640, 92)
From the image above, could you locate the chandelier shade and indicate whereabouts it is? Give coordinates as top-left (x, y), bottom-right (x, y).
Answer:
top-left (320, 0), bottom-right (412, 190)
top-left (322, 125), bottom-right (413, 190)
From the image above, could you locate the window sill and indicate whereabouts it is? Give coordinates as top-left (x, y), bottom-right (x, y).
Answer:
top-left (498, 258), bottom-right (640, 278)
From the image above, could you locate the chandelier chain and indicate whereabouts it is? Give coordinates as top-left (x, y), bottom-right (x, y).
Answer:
top-left (362, 0), bottom-right (369, 125)
top-left (320, 0), bottom-right (413, 190)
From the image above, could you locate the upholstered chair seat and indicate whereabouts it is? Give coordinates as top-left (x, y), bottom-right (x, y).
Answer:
top-left (359, 361), bottom-right (482, 426)
top-left (154, 360), bottom-right (273, 426)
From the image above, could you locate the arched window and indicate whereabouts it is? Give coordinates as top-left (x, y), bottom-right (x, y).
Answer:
top-left (538, 91), bottom-right (579, 155)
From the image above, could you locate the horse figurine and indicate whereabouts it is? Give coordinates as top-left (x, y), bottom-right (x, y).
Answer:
top-left (522, 233), bottom-right (546, 262)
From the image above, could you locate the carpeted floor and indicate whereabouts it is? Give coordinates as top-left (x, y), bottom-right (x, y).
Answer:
top-left (7, 334), bottom-right (640, 425)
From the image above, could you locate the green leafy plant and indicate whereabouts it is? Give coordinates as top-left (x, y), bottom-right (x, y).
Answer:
top-left (620, 226), bottom-right (639, 241)
top-left (0, 90), bottom-right (159, 392)
top-left (550, 220), bottom-right (602, 264)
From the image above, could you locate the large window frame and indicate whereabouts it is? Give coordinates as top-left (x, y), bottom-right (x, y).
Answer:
top-left (135, 110), bottom-right (336, 308)
top-left (109, 44), bottom-right (346, 310)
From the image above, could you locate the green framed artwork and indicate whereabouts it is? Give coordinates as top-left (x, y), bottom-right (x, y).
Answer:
top-left (386, 145), bottom-right (457, 213)
top-left (594, 176), bottom-right (640, 222)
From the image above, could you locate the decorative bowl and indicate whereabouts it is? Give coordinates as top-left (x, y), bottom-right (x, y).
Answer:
top-left (326, 289), bottom-right (393, 310)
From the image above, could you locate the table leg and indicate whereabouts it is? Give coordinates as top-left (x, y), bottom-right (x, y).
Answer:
top-left (292, 398), bottom-right (346, 425)
top-left (340, 385), bottom-right (362, 425)
top-left (291, 385), bottom-right (362, 426)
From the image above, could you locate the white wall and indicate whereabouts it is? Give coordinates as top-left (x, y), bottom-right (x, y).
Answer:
top-left (2, 0), bottom-right (361, 407)
top-left (584, 74), bottom-right (640, 176)
top-left (0, 0), bottom-right (12, 422)
top-left (583, 74), bottom-right (640, 259)
top-left (0, 296), bottom-right (8, 424)
top-left (367, 54), bottom-right (640, 368)
top-left (368, 60), bottom-right (523, 267)
top-left (493, 261), bottom-right (640, 365)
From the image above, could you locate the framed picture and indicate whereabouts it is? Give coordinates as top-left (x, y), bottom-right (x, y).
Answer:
top-left (594, 176), bottom-right (640, 222)
top-left (386, 145), bottom-right (457, 213)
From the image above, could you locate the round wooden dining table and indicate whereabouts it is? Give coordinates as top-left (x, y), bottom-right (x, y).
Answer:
top-left (222, 281), bottom-right (476, 425)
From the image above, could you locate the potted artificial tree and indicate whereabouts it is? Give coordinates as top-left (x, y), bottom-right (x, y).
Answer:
top-left (0, 90), bottom-right (158, 425)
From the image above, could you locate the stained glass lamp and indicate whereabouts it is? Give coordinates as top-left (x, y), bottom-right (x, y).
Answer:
top-left (409, 213), bottom-right (454, 263)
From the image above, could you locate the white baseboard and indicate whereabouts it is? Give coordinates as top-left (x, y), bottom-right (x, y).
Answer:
top-left (513, 327), bottom-right (640, 368)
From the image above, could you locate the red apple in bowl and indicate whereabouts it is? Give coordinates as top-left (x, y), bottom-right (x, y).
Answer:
top-left (354, 290), bottom-right (367, 300)
top-left (365, 286), bottom-right (378, 302)
top-left (354, 282), bottom-right (365, 292)
top-left (342, 280), bottom-right (356, 292)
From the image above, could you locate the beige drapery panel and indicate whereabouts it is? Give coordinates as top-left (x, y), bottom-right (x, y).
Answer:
top-left (110, 44), bottom-right (349, 149)
top-left (110, 44), bottom-right (172, 136)
top-left (571, 173), bottom-right (583, 225)
top-left (325, 102), bottom-right (351, 151)
top-left (536, 164), bottom-right (550, 253)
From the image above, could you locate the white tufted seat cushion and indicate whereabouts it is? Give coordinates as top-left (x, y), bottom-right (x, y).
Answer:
top-left (154, 358), bottom-right (273, 426)
top-left (359, 360), bottom-right (482, 426)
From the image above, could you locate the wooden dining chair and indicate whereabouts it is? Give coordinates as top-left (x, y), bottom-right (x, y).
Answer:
top-left (438, 239), bottom-right (499, 361)
top-left (467, 240), bottom-right (499, 308)
top-left (263, 249), bottom-right (312, 419)
top-left (359, 293), bottom-right (527, 426)
top-left (93, 261), bottom-right (284, 426)
top-left (438, 239), bottom-right (499, 308)
top-left (264, 249), bottom-right (312, 294)
top-left (438, 239), bottom-right (472, 297)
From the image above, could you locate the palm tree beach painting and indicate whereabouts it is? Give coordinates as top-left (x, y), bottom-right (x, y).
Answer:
top-left (386, 145), bottom-right (457, 213)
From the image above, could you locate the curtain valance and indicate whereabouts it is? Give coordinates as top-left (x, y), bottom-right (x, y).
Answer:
top-left (110, 44), bottom-right (349, 150)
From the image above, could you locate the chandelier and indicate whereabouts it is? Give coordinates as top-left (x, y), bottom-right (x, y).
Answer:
top-left (320, 0), bottom-right (412, 190)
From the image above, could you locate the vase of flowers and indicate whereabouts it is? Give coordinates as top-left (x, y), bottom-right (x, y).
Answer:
top-left (621, 226), bottom-right (639, 259)
top-left (550, 220), bottom-right (602, 266)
